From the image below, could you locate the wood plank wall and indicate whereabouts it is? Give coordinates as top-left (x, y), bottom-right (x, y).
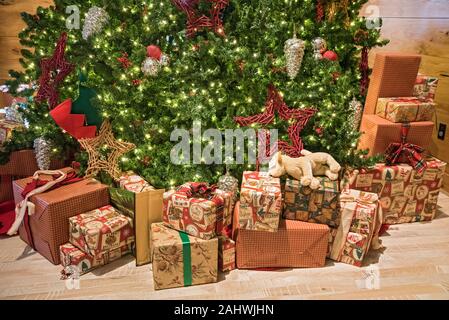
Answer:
top-left (1, 0), bottom-right (448, 188)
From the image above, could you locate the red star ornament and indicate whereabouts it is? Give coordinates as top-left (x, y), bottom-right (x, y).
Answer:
top-left (172, 0), bottom-right (229, 38)
top-left (35, 32), bottom-right (75, 109)
top-left (234, 84), bottom-right (316, 158)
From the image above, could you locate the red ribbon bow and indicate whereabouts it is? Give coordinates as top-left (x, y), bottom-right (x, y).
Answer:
top-left (384, 123), bottom-right (427, 173)
top-left (176, 182), bottom-right (218, 199)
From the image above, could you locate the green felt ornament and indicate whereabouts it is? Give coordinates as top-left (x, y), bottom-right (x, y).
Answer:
top-left (71, 73), bottom-right (102, 129)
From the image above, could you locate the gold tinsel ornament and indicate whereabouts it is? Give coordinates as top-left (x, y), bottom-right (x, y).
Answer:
top-left (78, 120), bottom-right (135, 181)
top-left (349, 97), bottom-right (363, 132)
top-left (322, 0), bottom-right (350, 26)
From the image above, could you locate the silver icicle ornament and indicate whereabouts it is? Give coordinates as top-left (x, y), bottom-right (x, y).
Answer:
top-left (82, 6), bottom-right (109, 40)
top-left (284, 34), bottom-right (305, 80)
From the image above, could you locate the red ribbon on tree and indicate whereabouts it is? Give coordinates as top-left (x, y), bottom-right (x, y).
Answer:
top-left (172, 0), bottom-right (229, 38)
top-left (384, 123), bottom-right (427, 173)
top-left (359, 46), bottom-right (370, 96)
top-left (316, 0), bottom-right (325, 22)
top-left (234, 84), bottom-right (316, 158)
top-left (35, 32), bottom-right (75, 109)
top-left (117, 52), bottom-right (131, 69)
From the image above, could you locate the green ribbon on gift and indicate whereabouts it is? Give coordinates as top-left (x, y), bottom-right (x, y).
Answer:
top-left (178, 231), bottom-right (192, 287)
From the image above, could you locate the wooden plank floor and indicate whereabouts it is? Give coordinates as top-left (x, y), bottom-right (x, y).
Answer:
top-left (1, 192), bottom-right (449, 300)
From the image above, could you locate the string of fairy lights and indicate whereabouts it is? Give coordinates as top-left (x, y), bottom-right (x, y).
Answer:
top-left (14, 0), bottom-right (380, 187)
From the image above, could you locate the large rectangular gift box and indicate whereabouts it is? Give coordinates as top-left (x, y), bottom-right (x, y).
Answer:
top-left (328, 189), bottom-right (382, 267)
top-left (110, 173), bottom-right (165, 266)
top-left (364, 52), bottom-right (421, 115)
top-left (60, 242), bottom-right (132, 275)
top-left (234, 202), bottom-right (329, 269)
top-left (283, 177), bottom-right (341, 228)
top-left (238, 171), bottom-right (282, 232)
top-left (13, 169), bottom-right (109, 264)
top-left (358, 115), bottom-right (433, 156)
top-left (162, 182), bottom-right (232, 240)
top-left (414, 74), bottom-right (439, 100)
top-left (376, 97), bottom-right (435, 123)
top-left (151, 223), bottom-right (218, 290)
top-left (69, 205), bottom-right (135, 256)
top-left (342, 158), bottom-right (446, 224)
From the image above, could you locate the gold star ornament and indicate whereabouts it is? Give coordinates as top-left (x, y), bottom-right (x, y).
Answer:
top-left (78, 120), bottom-right (135, 181)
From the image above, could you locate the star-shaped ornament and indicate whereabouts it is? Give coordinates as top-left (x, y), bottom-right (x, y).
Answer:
top-left (172, 0), bottom-right (229, 38)
top-left (35, 32), bottom-right (74, 109)
top-left (234, 84), bottom-right (316, 157)
top-left (78, 120), bottom-right (135, 181)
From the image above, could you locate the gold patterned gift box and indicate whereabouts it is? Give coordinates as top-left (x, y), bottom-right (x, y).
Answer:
top-left (328, 189), bottom-right (382, 267)
top-left (342, 157), bottom-right (446, 224)
top-left (60, 242), bottom-right (132, 275)
top-left (376, 97), bottom-right (436, 123)
top-left (283, 177), bottom-right (341, 228)
top-left (151, 223), bottom-right (218, 290)
top-left (69, 205), bottom-right (135, 256)
top-left (238, 171), bottom-right (282, 232)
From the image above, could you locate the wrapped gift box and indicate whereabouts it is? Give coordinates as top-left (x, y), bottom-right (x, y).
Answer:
top-left (13, 169), bottom-right (110, 264)
top-left (162, 182), bottom-right (232, 240)
top-left (342, 158), bottom-right (446, 224)
top-left (238, 171), bottom-right (282, 232)
top-left (110, 180), bottom-right (165, 266)
top-left (328, 189), bottom-right (382, 267)
top-left (151, 223), bottom-right (218, 290)
top-left (119, 172), bottom-right (155, 193)
top-left (234, 202), bottom-right (329, 269)
top-left (358, 115), bottom-right (433, 156)
top-left (414, 74), bottom-right (439, 100)
top-left (218, 235), bottom-right (236, 272)
top-left (69, 205), bottom-right (135, 256)
top-left (60, 242), bottom-right (132, 275)
top-left (365, 52), bottom-right (421, 115)
top-left (283, 177), bottom-right (341, 228)
top-left (376, 97), bottom-right (436, 123)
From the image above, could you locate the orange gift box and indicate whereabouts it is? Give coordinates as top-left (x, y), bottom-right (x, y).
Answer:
top-left (358, 115), bottom-right (433, 156)
top-left (365, 52), bottom-right (421, 115)
top-left (233, 202), bottom-right (329, 269)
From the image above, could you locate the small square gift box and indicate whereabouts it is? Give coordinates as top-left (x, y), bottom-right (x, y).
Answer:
top-left (151, 223), bottom-right (218, 290)
top-left (283, 177), bottom-right (341, 228)
top-left (376, 97), bottom-right (436, 123)
top-left (413, 74), bottom-right (439, 100)
top-left (218, 234), bottom-right (236, 272)
top-left (328, 189), bottom-right (383, 267)
top-left (162, 182), bottom-right (232, 240)
top-left (238, 171), bottom-right (282, 232)
top-left (69, 205), bottom-right (135, 256)
top-left (60, 242), bottom-right (132, 275)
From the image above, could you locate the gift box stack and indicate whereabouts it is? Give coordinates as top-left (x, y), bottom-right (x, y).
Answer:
top-left (60, 205), bottom-right (135, 275)
top-left (233, 172), bottom-right (382, 269)
top-left (151, 182), bottom-right (235, 290)
top-left (355, 52), bottom-right (447, 225)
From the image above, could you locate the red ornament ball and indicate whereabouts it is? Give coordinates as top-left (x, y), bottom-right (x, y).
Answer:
top-left (323, 50), bottom-right (339, 61)
top-left (147, 45), bottom-right (162, 60)
top-left (315, 127), bottom-right (324, 136)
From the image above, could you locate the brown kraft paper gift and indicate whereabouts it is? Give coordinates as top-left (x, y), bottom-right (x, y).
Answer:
top-left (13, 169), bottom-right (109, 264)
top-left (364, 52), bottom-right (421, 115)
top-left (109, 187), bottom-right (165, 266)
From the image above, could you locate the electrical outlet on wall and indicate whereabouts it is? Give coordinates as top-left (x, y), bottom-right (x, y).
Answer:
top-left (438, 123), bottom-right (446, 141)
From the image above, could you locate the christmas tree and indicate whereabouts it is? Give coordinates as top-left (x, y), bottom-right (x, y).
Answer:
top-left (2, 0), bottom-right (387, 188)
